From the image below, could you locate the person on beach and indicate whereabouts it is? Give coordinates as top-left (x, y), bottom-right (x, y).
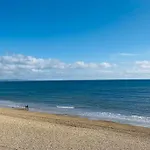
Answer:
top-left (25, 105), bottom-right (29, 110)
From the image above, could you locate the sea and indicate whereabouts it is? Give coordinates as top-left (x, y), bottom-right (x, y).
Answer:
top-left (0, 80), bottom-right (150, 127)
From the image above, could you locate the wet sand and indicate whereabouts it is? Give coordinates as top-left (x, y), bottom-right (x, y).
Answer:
top-left (0, 108), bottom-right (149, 150)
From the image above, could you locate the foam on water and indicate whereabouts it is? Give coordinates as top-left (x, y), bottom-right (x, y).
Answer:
top-left (56, 106), bottom-right (75, 109)
top-left (79, 111), bottom-right (150, 127)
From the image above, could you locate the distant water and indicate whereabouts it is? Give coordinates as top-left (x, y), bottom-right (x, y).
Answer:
top-left (0, 80), bottom-right (150, 127)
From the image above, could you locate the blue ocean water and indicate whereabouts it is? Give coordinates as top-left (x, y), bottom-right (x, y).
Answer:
top-left (0, 80), bottom-right (150, 127)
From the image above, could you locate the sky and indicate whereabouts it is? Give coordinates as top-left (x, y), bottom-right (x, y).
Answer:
top-left (0, 0), bottom-right (150, 80)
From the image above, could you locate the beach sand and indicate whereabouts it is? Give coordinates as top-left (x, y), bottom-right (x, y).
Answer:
top-left (0, 108), bottom-right (149, 150)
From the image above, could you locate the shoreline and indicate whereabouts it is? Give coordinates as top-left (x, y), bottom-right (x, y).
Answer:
top-left (0, 107), bottom-right (150, 150)
top-left (0, 107), bottom-right (150, 136)
top-left (3, 104), bottom-right (150, 128)
top-left (5, 106), bottom-right (150, 128)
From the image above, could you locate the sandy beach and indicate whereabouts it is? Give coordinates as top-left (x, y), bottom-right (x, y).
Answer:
top-left (0, 108), bottom-right (149, 150)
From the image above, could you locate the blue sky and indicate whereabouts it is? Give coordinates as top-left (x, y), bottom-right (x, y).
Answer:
top-left (0, 0), bottom-right (150, 79)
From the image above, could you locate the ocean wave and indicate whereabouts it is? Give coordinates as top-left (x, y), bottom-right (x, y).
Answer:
top-left (79, 111), bottom-right (150, 127)
top-left (56, 106), bottom-right (75, 109)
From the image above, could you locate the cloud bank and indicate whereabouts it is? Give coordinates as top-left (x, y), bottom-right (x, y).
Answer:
top-left (0, 54), bottom-right (150, 80)
top-left (0, 54), bottom-right (115, 80)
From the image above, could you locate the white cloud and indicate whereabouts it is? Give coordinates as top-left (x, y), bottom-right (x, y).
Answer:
top-left (0, 54), bottom-right (115, 80)
top-left (69, 61), bottom-right (113, 69)
top-left (116, 60), bottom-right (150, 79)
top-left (135, 61), bottom-right (150, 69)
top-left (118, 53), bottom-right (137, 56)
